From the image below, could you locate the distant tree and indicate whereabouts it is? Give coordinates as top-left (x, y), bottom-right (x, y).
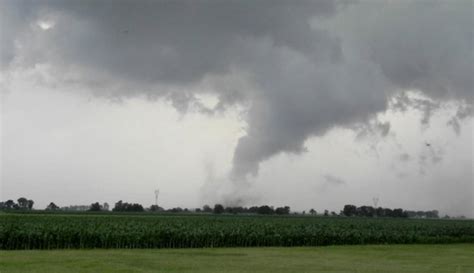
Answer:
top-left (275, 206), bottom-right (290, 215)
top-left (416, 211), bottom-right (425, 218)
top-left (330, 211), bottom-right (337, 216)
top-left (309, 209), bottom-right (316, 216)
top-left (383, 208), bottom-right (393, 217)
top-left (324, 210), bottom-right (329, 216)
top-left (149, 205), bottom-right (163, 212)
top-left (89, 202), bottom-right (102, 211)
top-left (232, 207), bottom-right (245, 214)
top-left (46, 202), bottom-right (59, 211)
top-left (375, 207), bottom-right (384, 217)
top-left (130, 203), bottom-right (144, 212)
top-left (17, 197), bottom-right (28, 209)
top-left (113, 201), bottom-right (144, 212)
top-left (426, 210), bottom-right (439, 219)
top-left (103, 202), bottom-right (110, 211)
top-left (358, 206), bottom-right (375, 217)
top-left (257, 205), bottom-right (274, 215)
top-left (195, 208), bottom-right (202, 213)
top-left (202, 205), bottom-right (212, 213)
top-left (342, 205), bottom-right (357, 217)
top-left (5, 200), bottom-right (15, 209)
top-left (392, 208), bottom-right (405, 218)
top-left (169, 207), bottom-right (183, 213)
top-left (248, 206), bottom-right (259, 214)
top-left (213, 204), bottom-right (224, 214)
top-left (113, 200), bottom-right (123, 212)
top-left (27, 199), bottom-right (34, 210)
top-left (61, 205), bottom-right (89, 211)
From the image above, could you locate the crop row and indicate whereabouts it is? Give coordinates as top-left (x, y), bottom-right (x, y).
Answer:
top-left (1, 214), bottom-right (473, 249)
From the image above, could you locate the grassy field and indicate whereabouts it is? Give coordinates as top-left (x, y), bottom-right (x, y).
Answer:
top-left (1, 244), bottom-right (473, 273)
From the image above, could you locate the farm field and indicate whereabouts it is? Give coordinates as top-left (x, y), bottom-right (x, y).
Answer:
top-left (1, 244), bottom-right (473, 273)
top-left (1, 213), bottom-right (473, 249)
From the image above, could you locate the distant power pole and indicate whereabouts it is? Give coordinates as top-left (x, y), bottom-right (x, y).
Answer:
top-left (154, 189), bottom-right (160, 207)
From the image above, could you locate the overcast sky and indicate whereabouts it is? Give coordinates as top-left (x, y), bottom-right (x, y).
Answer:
top-left (1, 0), bottom-right (472, 216)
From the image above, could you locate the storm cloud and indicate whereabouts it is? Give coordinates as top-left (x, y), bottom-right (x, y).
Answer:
top-left (1, 0), bottom-right (472, 185)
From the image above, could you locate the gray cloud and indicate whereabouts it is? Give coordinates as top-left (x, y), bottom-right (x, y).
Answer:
top-left (1, 0), bottom-right (338, 83)
top-left (418, 144), bottom-right (445, 175)
top-left (316, 174), bottom-right (346, 193)
top-left (323, 174), bottom-right (346, 186)
top-left (447, 104), bottom-right (473, 135)
top-left (357, 1), bottom-right (473, 101)
top-left (390, 92), bottom-right (441, 127)
top-left (399, 153), bottom-right (411, 163)
top-left (354, 120), bottom-right (391, 140)
top-left (2, 0), bottom-right (472, 191)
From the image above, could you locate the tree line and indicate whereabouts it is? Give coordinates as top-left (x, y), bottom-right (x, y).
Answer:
top-left (0, 198), bottom-right (34, 210)
top-left (114, 202), bottom-right (291, 215)
top-left (0, 199), bottom-right (291, 215)
top-left (0, 198), bottom-right (448, 219)
top-left (342, 204), bottom-right (440, 218)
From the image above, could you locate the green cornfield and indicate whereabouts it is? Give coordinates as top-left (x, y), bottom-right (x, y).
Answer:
top-left (1, 213), bottom-right (473, 250)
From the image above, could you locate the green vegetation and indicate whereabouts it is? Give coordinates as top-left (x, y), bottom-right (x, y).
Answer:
top-left (1, 244), bottom-right (473, 273)
top-left (1, 213), bottom-right (473, 250)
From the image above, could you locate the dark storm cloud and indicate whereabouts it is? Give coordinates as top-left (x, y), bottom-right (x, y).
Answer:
top-left (364, 1), bottom-right (473, 102)
top-left (2, 0), bottom-right (472, 182)
top-left (1, 0), bottom-right (338, 83)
